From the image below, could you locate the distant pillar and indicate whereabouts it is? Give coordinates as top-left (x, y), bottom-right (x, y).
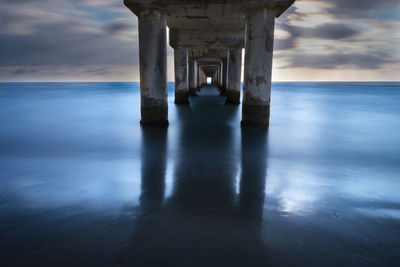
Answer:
top-left (189, 59), bottom-right (197, 96)
top-left (242, 9), bottom-right (275, 126)
top-left (226, 49), bottom-right (242, 104)
top-left (220, 61), bottom-right (224, 87)
top-left (197, 66), bottom-right (201, 86)
top-left (194, 60), bottom-right (199, 90)
top-left (194, 60), bottom-right (198, 89)
top-left (174, 47), bottom-right (189, 104)
top-left (220, 57), bottom-right (228, 95)
top-left (200, 68), bottom-right (207, 86)
top-left (138, 9), bottom-right (168, 125)
top-left (212, 70), bottom-right (218, 85)
top-left (198, 67), bottom-right (204, 86)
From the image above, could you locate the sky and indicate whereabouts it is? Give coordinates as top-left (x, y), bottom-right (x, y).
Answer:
top-left (0, 0), bottom-right (399, 82)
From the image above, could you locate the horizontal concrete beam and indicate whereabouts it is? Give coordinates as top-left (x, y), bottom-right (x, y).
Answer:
top-left (169, 28), bottom-right (244, 49)
top-left (189, 49), bottom-right (228, 59)
top-left (197, 58), bottom-right (223, 64)
top-left (125, 1), bottom-right (295, 28)
top-left (198, 64), bottom-right (221, 70)
top-left (199, 64), bottom-right (219, 76)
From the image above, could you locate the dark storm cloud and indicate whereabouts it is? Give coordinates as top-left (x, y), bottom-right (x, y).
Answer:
top-left (0, 0), bottom-right (398, 80)
top-left (13, 68), bottom-right (38, 75)
top-left (275, 23), bottom-right (360, 51)
top-left (0, 0), bottom-right (138, 68)
top-left (273, 0), bottom-right (399, 71)
top-left (84, 68), bottom-right (112, 76)
top-left (2, 0), bottom-right (47, 3)
top-left (281, 52), bottom-right (394, 69)
top-left (275, 3), bottom-right (360, 51)
top-left (312, 24), bottom-right (359, 39)
top-left (0, 25), bottom-right (137, 66)
top-left (104, 20), bottom-right (135, 34)
top-left (324, 0), bottom-right (400, 18)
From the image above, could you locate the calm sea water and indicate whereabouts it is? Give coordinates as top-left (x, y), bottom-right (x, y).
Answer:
top-left (0, 82), bottom-right (399, 266)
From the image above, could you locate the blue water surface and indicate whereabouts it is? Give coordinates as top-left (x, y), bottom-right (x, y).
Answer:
top-left (0, 82), bottom-right (399, 266)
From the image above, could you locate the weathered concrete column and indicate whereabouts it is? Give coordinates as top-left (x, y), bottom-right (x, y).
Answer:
top-left (242, 9), bottom-right (275, 126)
top-left (226, 49), bottom-right (242, 104)
top-left (188, 59), bottom-right (197, 96)
top-left (220, 57), bottom-right (228, 95)
top-left (138, 9), bottom-right (168, 125)
top-left (198, 67), bottom-right (206, 86)
top-left (201, 69), bottom-right (207, 86)
top-left (193, 60), bottom-right (199, 90)
top-left (219, 61), bottom-right (224, 87)
top-left (212, 70), bottom-right (219, 85)
top-left (174, 47), bottom-right (189, 104)
top-left (198, 67), bottom-right (202, 86)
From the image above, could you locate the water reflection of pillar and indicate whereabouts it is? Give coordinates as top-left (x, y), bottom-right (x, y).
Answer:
top-left (139, 126), bottom-right (168, 214)
top-left (170, 99), bottom-right (239, 213)
top-left (239, 128), bottom-right (269, 220)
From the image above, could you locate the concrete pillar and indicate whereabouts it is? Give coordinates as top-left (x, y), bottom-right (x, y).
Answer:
top-left (219, 61), bottom-right (224, 87)
top-left (202, 69), bottom-right (207, 85)
top-left (188, 59), bottom-right (197, 96)
top-left (138, 9), bottom-right (168, 125)
top-left (226, 49), bottom-right (242, 104)
top-left (198, 67), bottom-right (205, 86)
top-left (197, 66), bottom-right (200, 86)
top-left (198, 67), bottom-right (202, 86)
top-left (212, 70), bottom-right (218, 85)
top-left (174, 47), bottom-right (189, 104)
top-left (242, 9), bottom-right (275, 126)
top-left (216, 66), bottom-right (221, 86)
top-left (194, 60), bottom-right (198, 89)
top-left (220, 57), bottom-right (228, 95)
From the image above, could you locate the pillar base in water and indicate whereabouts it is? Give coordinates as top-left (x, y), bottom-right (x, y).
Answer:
top-left (241, 104), bottom-right (270, 127)
top-left (175, 91), bottom-right (189, 104)
top-left (189, 88), bottom-right (198, 96)
top-left (219, 87), bottom-right (227, 96)
top-left (225, 90), bottom-right (240, 104)
top-left (140, 105), bottom-right (168, 126)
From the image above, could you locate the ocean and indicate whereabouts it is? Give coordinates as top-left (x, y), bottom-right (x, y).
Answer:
top-left (0, 82), bottom-right (399, 266)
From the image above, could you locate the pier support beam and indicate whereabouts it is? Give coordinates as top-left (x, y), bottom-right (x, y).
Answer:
top-left (174, 47), bottom-right (189, 104)
top-left (138, 9), bottom-right (168, 125)
top-left (189, 59), bottom-right (197, 96)
top-left (221, 57), bottom-right (228, 95)
top-left (125, 0), bottom-right (294, 126)
top-left (212, 67), bottom-right (220, 86)
top-left (199, 67), bottom-right (203, 86)
top-left (226, 49), bottom-right (242, 104)
top-left (242, 9), bottom-right (275, 126)
top-left (220, 61), bottom-right (224, 87)
top-left (198, 67), bottom-right (206, 86)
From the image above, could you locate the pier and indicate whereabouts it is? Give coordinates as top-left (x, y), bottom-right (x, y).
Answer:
top-left (124, 0), bottom-right (295, 126)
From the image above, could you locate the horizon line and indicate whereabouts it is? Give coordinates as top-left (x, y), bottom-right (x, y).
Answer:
top-left (1, 80), bottom-right (399, 83)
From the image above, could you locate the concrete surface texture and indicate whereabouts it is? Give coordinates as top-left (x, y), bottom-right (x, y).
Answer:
top-left (125, 0), bottom-right (295, 125)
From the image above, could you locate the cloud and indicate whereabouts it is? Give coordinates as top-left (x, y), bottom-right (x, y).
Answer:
top-left (0, 0), bottom-right (138, 68)
top-left (273, 0), bottom-right (400, 73)
top-left (280, 52), bottom-right (395, 69)
top-left (0, 0), bottom-right (399, 81)
top-left (323, 0), bottom-right (400, 18)
top-left (104, 20), bottom-right (136, 35)
top-left (311, 23), bottom-right (359, 39)
top-left (13, 68), bottom-right (39, 75)
top-left (275, 22), bottom-right (360, 52)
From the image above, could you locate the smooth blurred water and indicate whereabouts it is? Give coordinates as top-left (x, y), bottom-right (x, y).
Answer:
top-left (0, 82), bottom-right (399, 266)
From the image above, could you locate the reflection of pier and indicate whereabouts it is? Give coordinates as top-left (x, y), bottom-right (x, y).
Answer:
top-left (124, 0), bottom-right (295, 126)
top-left (119, 87), bottom-right (270, 265)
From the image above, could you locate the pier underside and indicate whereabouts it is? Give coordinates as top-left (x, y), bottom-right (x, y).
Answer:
top-left (125, 0), bottom-right (295, 126)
